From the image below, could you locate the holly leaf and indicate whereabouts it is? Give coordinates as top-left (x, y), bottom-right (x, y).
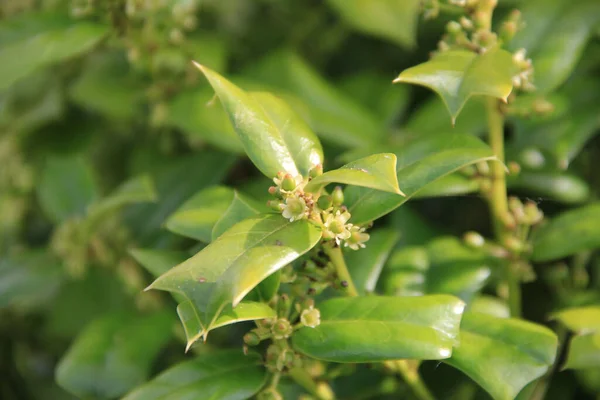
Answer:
top-left (346, 134), bottom-right (495, 225)
top-left (445, 312), bottom-right (558, 400)
top-left (394, 49), bottom-right (516, 122)
top-left (293, 295), bottom-right (465, 363)
top-left (211, 190), bottom-right (262, 241)
top-left (305, 153), bottom-right (404, 195)
top-left (554, 306), bottom-right (600, 370)
top-left (195, 63), bottom-right (323, 178)
top-left (148, 214), bottom-right (321, 341)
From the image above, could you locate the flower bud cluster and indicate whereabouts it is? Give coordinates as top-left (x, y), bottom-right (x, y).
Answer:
top-left (512, 48), bottom-right (535, 92)
top-left (268, 169), bottom-right (370, 251)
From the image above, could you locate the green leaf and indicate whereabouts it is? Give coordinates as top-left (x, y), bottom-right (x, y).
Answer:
top-left (293, 295), bottom-right (465, 363)
top-left (510, 0), bottom-right (600, 93)
top-left (148, 214), bottom-right (321, 342)
top-left (195, 63), bottom-right (323, 178)
top-left (130, 248), bottom-right (274, 349)
top-left (413, 173), bottom-right (480, 199)
top-left (326, 0), bottom-right (420, 47)
top-left (383, 237), bottom-right (492, 303)
top-left (211, 191), bottom-right (262, 241)
top-left (177, 300), bottom-right (276, 350)
top-left (553, 306), bottom-right (600, 333)
top-left (243, 51), bottom-right (385, 148)
top-left (167, 87), bottom-right (244, 154)
top-left (345, 228), bottom-right (400, 295)
top-left (0, 250), bottom-right (63, 310)
top-left (394, 49), bottom-right (516, 122)
top-left (56, 312), bottom-right (174, 399)
top-left (88, 175), bottom-right (157, 222)
top-left (122, 350), bottom-right (267, 400)
top-left (165, 186), bottom-right (235, 242)
top-left (37, 154), bottom-right (98, 223)
top-left (346, 134), bottom-right (495, 225)
top-left (445, 312), bottom-right (558, 400)
top-left (305, 153), bottom-right (404, 195)
top-left (469, 296), bottom-right (510, 319)
top-left (531, 203), bottom-right (600, 262)
top-left (405, 96), bottom-right (487, 136)
top-left (0, 21), bottom-right (108, 91)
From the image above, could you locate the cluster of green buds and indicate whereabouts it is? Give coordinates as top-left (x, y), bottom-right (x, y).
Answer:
top-left (268, 168), bottom-right (370, 251)
top-left (511, 48), bottom-right (535, 91)
top-left (459, 160), bottom-right (520, 195)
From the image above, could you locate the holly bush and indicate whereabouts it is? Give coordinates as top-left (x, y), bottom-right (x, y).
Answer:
top-left (2, 1), bottom-right (600, 399)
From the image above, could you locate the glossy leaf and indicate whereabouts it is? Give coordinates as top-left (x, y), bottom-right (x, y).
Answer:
top-left (394, 49), bottom-right (516, 121)
top-left (130, 248), bottom-right (274, 349)
top-left (326, 0), bottom-right (420, 47)
top-left (122, 350), bottom-right (267, 400)
top-left (413, 173), bottom-right (480, 199)
top-left (346, 134), bottom-right (495, 224)
top-left (510, 0), bottom-right (600, 93)
top-left (531, 203), bottom-right (600, 262)
top-left (445, 312), bottom-right (558, 400)
top-left (212, 191), bottom-right (263, 241)
top-left (165, 186), bottom-right (235, 242)
top-left (243, 51), bottom-right (385, 147)
top-left (345, 228), bottom-right (400, 295)
top-left (195, 63), bottom-right (323, 178)
top-left (0, 21), bottom-right (108, 90)
top-left (305, 153), bottom-right (403, 195)
top-left (293, 295), bottom-right (465, 363)
top-left (383, 237), bottom-right (492, 303)
top-left (177, 300), bottom-right (276, 350)
top-left (37, 154), bottom-right (98, 223)
top-left (553, 306), bottom-right (600, 333)
top-left (148, 214), bottom-right (321, 339)
top-left (56, 312), bottom-right (174, 399)
top-left (405, 96), bottom-right (487, 136)
top-left (469, 296), bottom-right (510, 319)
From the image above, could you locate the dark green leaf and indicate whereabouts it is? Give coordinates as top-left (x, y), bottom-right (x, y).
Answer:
top-left (445, 312), bottom-right (558, 400)
top-left (293, 295), bottom-right (465, 363)
top-left (394, 49), bottom-right (516, 121)
top-left (507, 171), bottom-right (590, 205)
top-left (532, 203), bottom-right (600, 262)
top-left (345, 228), bottom-right (399, 295)
top-left (346, 134), bottom-right (495, 224)
top-left (122, 350), bottom-right (267, 400)
top-left (149, 214), bottom-right (321, 343)
top-left (56, 312), bottom-right (175, 399)
top-left (196, 64), bottom-right (323, 178)
top-left (212, 191), bottom-right (263, 241)
top-left (326, 0), bottom-right (420, 47)
top-left (37, 154), bottom-right (98, 223)
top-left (88, 175), bottom-right (157, 222)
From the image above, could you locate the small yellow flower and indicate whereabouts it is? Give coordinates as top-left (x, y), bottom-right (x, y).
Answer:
top-left (282, 196), bottom-right (307, 221)
top-left (344, 225), bottom-right (370, 250)
top-left (323, 210), bottom-right (351, 244)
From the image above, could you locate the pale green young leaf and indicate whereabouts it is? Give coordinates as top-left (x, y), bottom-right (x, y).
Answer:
top-left (195, 63), bottom-right (323, 178)
top-left (305, 153), bottom-right (404, 195)
top-left (553, 306), bottom-right (600, 370)
top-left (122, 350), bottom-right (267, 400)
top-left (293, 295), bottom-right (465, 363)
top-left (394, 49), bottom-right (516, 122)
top-left (445, 313), bottom-right (558, 400)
